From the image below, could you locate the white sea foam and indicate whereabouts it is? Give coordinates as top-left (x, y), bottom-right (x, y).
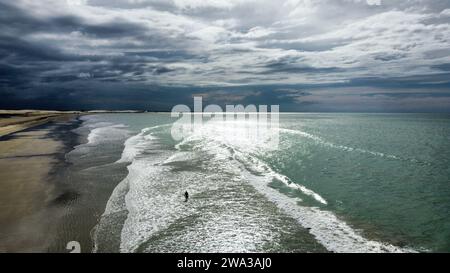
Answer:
top-left (73, 115), bottom-right (130, 146)
top-left (121, 157), bottom-right (178, 252)
top-left (174, 120), bottom-right (328, 205)
top-left (115, 130), bottom-right (148, 163)
top-left (280, 128), bottom-right (400, 160)
top-left (86, 124), bottom-right (129, 145)
top-left (68, 116), bottom-right (131, 160)
top-left (116, 124), bottom-right (171, 163)
top-left (232, 149), bottom-right (327, 205)
top-left (240, 166), bottom-right (413, 253)
top-left (98, 129), bottom-right (179, 252)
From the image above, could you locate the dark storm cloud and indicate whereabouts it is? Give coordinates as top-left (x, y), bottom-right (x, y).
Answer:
top-left (432, 63), bottom-right (450, 72)
top-left (0, 63), bottom-right (35, 88)
top-left (0, 36), bottom-right (79, 62)
top-left (0, 1), bottom-right (197, 89)
top-left (0, 2), bottom-right (147, 38)
top-left (348, 74), bottom-right (450, 89)
top-left (50, 16), bottom-right (149, 38)
top-left (1, 0), bottom-right (450, 111)
top-left (123, 50), bottom-right (203, 62)
top-left (361, 92), bottom-right (450, 98)
top-left (261, 61), bottom-right (343, 74)
top-left (372, 52), bottom-right (408, 62)
top-left (0, 2), bottom-right (42, 35)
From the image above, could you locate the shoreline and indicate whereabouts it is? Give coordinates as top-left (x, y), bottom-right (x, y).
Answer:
top-left (1, 112), bottom-right (131, 252)
top-left (0, 115), bottom-right (83, 252)
top-left (0, 110), bottom-right (152, 138)
top-left (47, 115), bottom-right (131, 253)
top-left (0, 111), bottom-right (84, 138)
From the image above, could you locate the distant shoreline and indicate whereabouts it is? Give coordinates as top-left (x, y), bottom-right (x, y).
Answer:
top-left (0, 111), bottom-right (80, 138)
top-left (0, 110), bottom-right (162, 138)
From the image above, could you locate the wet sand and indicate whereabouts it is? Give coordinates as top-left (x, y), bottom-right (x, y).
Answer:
top-left (0, 114), bottom-right (80, 252)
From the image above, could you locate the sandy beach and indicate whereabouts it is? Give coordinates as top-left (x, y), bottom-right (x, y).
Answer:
top-left (0, 110), bottom-right (81, 137)
top-left (0, 112), bottom-right (81, 252)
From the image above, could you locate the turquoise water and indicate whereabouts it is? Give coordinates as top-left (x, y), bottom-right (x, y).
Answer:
top-left (74, 113), bottom-right (450, 252)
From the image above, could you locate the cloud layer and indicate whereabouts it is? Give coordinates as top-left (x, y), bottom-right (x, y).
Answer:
top-left (1, 0), bottom-right (450, 111)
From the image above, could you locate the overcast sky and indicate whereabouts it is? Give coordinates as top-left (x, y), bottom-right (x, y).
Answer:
top-left (1, 0), bottom-right (450, 111)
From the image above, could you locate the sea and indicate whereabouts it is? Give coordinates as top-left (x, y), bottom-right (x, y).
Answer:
top-left (50, 113), bottom-right (450, 253)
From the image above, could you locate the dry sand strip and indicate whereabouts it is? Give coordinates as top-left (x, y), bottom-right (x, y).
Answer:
top-left (0, 110), bottom-right (82, 137)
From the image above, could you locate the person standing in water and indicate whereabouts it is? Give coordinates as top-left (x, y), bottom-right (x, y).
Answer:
top-left (184, 191), bottom-right (189, 202)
